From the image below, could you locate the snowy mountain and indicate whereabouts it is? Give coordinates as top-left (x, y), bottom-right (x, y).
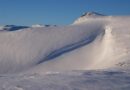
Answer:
top-left (81, 12), bottom-right (105, 17)
top-left (0, 12), bottom-right (130, 90)
top-left (0, 14), bottom-right (130, 74)
top-left (31, 24), bottom-right (57, 28)
top-left (73, 12), bottom-right (106, 24)
top-left (0, 25), bottom-right (29, 31)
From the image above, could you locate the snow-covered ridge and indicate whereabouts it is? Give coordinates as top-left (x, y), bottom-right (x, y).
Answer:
top-left (31, 24), bottom-right (57, 28)
top-left (0, 25), bottom-right (30, 31)
top-left (0, 12), bottom-right (130, 90)
top-left (0, 13), bottom-right (130, 74)
top-left (81, 12), bottom-right (105, 17)
top-left (73, 12), bottom-right (106, 24)
top-left (0, 24), bottom-right (57, 31)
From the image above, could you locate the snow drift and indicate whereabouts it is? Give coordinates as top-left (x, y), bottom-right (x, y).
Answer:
top-left (0, 12), bottom-right (130, 90)
top-left (0, 12), bottom-right (130, 74)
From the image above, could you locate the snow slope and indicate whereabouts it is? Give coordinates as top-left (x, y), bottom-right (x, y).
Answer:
top-left (73, 12), bottom-right (106, 24)
top-left (0, 12), bottom-right (130, 89)
top-left (0, 20), bottom-right (105, 74)
top-left (0, 70), bottom-right (130, 90)
top-left (0, 15), bottom-right (130, 74)
top-left (24, 16), bottom-right (130, 74)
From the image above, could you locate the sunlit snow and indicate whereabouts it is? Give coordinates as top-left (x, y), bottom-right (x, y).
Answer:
top-left (0, 12), bottom-right (130, 90)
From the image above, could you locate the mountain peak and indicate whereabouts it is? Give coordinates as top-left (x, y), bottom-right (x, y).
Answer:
top-left (73, 12), bottom-right (105, 24)
top-left (81, 12), bottom-right (105, 17)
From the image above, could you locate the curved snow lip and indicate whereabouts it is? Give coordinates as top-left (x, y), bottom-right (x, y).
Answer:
top-left (38, 28), bottom-right (104, 64)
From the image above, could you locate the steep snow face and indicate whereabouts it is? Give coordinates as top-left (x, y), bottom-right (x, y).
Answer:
top-left (0, 13), bottom-right (130, 90)
top-left (0, 21), bottom-right (104, 74)
top-left (73, 12), bottom-right (105, 24)
top-left (0, 16), bottom-right (130, 74)
top-left (27, 17), bottom-right (130, 73)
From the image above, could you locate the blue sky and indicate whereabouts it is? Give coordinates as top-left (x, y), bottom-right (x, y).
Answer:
top-left (0, 0), bottom-right (130, 25)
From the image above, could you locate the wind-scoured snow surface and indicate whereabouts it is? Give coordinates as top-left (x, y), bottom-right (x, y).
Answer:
top-left (1, 70), bottom-right (130, 90)
top-left (0, 13), bottom-right (130, 89)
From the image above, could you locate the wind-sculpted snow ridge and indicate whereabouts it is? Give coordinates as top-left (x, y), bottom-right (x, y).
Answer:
top-left (0, 21), bottom-right (104, 74)
top-left (39, 28), bottom-right (101, 63)
top-left (25, 17), bottom-right (130, 74)
top-left (0, 16), bottom-right (130, 74)
top-left (0, 13), bottom-right (130, 89)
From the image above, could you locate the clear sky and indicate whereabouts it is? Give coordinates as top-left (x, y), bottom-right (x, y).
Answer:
top-left (0, 0), bottom-right (130, 25)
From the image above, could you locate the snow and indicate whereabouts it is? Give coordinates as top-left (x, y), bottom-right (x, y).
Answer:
top-left (0, 25), bottom-right (4, 30)
top-left (0, 13), bottom-right (130, 89)
top-left (73, 12), bottom-right (106, 24)
top-left (31, 24), bottom-right (45, 28)
top-left (0, 70), bottom-right (130, 90)
top-left (0, 25), bottom-right (29, 31)
top-left (0, 21), bottom-right (105, 74)
top-left (25, 16), bottom-right (130, 74)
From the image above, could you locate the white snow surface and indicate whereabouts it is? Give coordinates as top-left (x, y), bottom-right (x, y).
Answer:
top-left (73, 12), bottom-right (106, 24)
top-left (1, 70), bottom-right (130, 90)
top-left (31, 24), bottom-right (45, 27)
top-left (0, 15), bottom-right (130, 90)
